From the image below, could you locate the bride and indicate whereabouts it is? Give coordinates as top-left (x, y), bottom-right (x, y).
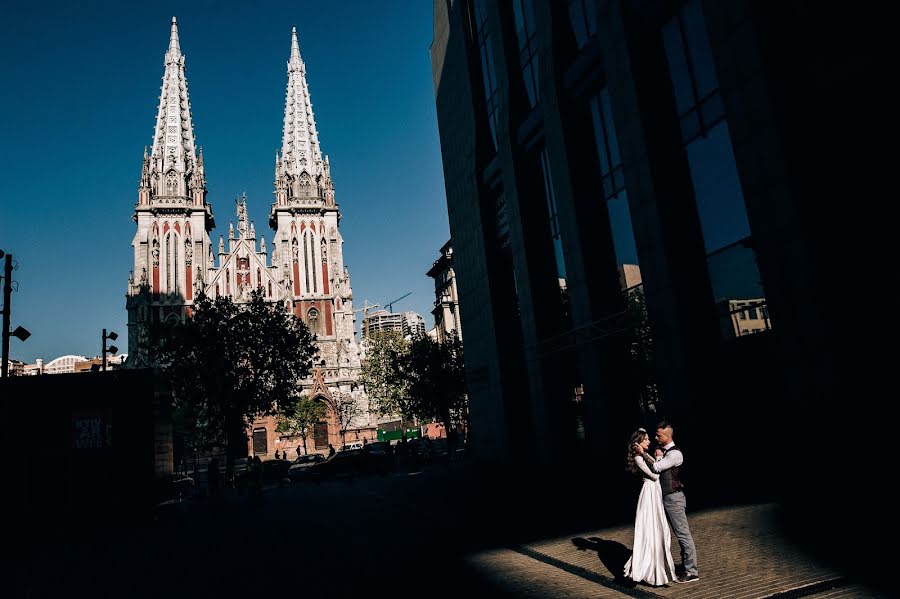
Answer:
top-left (623, 428), bottom-right (676, 586)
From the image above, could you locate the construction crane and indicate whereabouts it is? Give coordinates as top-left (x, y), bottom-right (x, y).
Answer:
top-left (354, 299), bottom-right (380, 339)
top-left (384, 292), bottom-right (412, 313)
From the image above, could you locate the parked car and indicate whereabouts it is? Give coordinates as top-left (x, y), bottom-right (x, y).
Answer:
top-left (363, 441), bottom-right (394, 474)
top-left (288, 453), bottom-right (326, 481)
top-left (234, 458), bottom-right (292, 488)
top-left (262, 458), bottom-right (293, 482)
top-left (341, 441), bottom-right (364, 451)
top-left (301, 449), bottom-right (367, 483)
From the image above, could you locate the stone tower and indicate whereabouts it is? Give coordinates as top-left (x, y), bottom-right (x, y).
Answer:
top-left (126, 17), bottom-right (215, 367)
top-left (270, 27), bottom-right (363, 384)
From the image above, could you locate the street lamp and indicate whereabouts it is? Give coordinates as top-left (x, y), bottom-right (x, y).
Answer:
top-left (1, 250), bottom-right (30, 378)
top-left (102, 329), bottom-right (119, 372)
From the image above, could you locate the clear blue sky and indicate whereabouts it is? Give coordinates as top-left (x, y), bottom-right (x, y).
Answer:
top-left (0, 1), bottom-right (449, 363)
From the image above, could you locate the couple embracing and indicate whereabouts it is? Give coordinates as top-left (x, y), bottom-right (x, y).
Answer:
top-left (623, 420), bottom-right (699, 586)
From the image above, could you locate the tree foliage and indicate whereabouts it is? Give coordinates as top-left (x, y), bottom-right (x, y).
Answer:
top-left (332, 390), bottom-right (363, 445)
top-left (361, 331), bottom-right (468, 432)
top-left (275, 394), bottom-right (327, 455)
top-left (401, 334), bottom-right (468, 431)
top-left (149, 289), bottom-right (318, 470)
top-left (359, 330), bottom-right (415, 420)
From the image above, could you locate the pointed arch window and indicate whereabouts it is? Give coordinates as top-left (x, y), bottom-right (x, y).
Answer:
top-left (303, 232), bottom-right (311, 292)
top-left (311, 233), bottom-right (318, 293)
top-left (165, 171), bottom-right (178, 196)
top-left (164, 232), bottom-right (180, 295)
top-left (165, 234), bottom-right (172, 292)
top-left (308, 308), bottom-right (320, 336)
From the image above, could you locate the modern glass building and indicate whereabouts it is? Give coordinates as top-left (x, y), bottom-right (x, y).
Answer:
top-left (430, 0), bottom-right (882, 500)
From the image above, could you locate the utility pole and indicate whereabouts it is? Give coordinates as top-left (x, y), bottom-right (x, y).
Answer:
top-left (1, 253), bottom-right (11, 378)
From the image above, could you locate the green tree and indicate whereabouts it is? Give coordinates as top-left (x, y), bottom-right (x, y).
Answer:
top-left (401, 334), bottom-right (468, 436)
top-left (626, 285), bottom-right (660, 418)
top-left (149, 289), bottom-right (317, 478)
top-left (332, 390), bottom-right (363, 447)
top-left (275, 394), bottom-right (327, 456)
top-left (359, 330), bottom-right (416, 421)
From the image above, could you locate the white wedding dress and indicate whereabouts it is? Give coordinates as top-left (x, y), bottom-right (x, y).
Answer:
top-left (623, 455), bottom-right (676, 586)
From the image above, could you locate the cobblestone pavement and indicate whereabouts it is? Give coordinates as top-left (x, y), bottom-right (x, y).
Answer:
top-left (19, 461), bottom-right (888, 598)
top-left (463, 503), bottom-right (887, 598)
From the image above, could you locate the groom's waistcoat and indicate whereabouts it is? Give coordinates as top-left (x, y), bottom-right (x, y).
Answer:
top-left (659, 446), bottom-right (684, 495)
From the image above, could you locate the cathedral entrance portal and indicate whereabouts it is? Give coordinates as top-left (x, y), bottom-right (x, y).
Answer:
top-left (314, 421), bottom-right (329, 450)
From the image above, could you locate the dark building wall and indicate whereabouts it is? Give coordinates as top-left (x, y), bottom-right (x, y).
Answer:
top-left (5, 369), bottom-right (172, 528)
top-left (432, 0), bottom-right (888, 540)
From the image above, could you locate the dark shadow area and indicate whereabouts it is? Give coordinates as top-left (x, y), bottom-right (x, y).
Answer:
top-left (572, 536), bottom-right (633, 585)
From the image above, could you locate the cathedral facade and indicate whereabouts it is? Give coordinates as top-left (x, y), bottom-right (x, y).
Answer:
top-left (126, 18), bottom-right (377, 456)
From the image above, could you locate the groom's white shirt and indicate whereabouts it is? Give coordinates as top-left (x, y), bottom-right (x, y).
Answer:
top-left (651, 441), bottom-right (683, 473)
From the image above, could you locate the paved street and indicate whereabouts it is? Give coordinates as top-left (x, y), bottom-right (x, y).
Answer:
top-left (19, 461), bottom-right (888, 598)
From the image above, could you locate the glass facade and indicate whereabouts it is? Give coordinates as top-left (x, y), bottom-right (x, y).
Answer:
top-left (589, 89), bottom-right (638, 270)
top-left (568, 0), bottom-right (598, 49)
top-left (512, 0), bottom-right (540, 107)
top-left (474, 0), bottom-right (500, 148)
top-left (662, 0), bottom-right (769, 337)
top-left (539, 149), bottom-right (566, 282)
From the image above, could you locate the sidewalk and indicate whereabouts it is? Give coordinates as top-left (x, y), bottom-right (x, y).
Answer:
top-left (461, 503), bottom-right (883, 598)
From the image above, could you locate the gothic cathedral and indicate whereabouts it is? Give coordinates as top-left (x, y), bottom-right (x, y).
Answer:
top-left (126, 18), bottom-right (375, 456)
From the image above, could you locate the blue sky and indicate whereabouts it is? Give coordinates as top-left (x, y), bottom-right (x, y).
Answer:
top-left (0, 1), bottom-right (449, 363)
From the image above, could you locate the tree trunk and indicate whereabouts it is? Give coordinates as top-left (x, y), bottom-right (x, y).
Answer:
top-left (224, 410), bottom-right (244, 485)
top-left (440, 407), bottom-right (454, 460)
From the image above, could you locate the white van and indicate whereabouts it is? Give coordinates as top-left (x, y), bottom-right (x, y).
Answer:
top-left (341, 441), bottom-right (364, 451)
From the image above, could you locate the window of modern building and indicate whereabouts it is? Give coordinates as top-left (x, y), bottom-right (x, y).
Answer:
top-left (684, 121), bottom-right (751, 252)
top-left (494, 192), bottom-right (511, 249)
top-left (662, 0), bottom-right (722, 144)
top-left (663, 0), bottom-right (770, 338)
top-left (474, 0), bottom-right (500, 148)
top-left (568, 0), bottom-right (598, 49)
top-left (589, 88), bottom-right (638, 270)
top-left (539, 149), bottom-right (566, 282)
top-left (512, 0), bottom-right (540, 108)
top-left (589, 89), bottom-right (624, 200)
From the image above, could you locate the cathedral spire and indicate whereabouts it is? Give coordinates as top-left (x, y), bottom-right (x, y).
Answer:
top-left (280, 26), bottom-right (323, 180)
top-left (167, 16), bottom-right (181, 59)
top-left (148, 16), bottom-right (200, 198)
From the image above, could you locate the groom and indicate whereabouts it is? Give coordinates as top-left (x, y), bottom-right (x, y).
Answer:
top-left (638, 420), bottom-right (699, 583)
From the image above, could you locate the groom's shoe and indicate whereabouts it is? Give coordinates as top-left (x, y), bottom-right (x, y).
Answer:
top-left (675, 574), bottom-right (700, 584)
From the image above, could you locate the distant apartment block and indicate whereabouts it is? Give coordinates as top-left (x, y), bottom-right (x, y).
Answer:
top-left (363, 310), bottom-right (426, 339)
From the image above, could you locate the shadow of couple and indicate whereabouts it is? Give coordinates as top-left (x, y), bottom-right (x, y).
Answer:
top-left (571, 536), bottom-right (646, 588)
